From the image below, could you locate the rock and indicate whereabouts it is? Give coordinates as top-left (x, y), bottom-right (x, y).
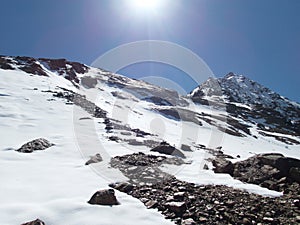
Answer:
top-left (110, 182), bottom-right (134, 194)
top-left (21, 219), bottom-right (45, 225)
top-left (164, 201), bottom-right (187, 214)
top-left (88, 189), bottom-right (120, 206)
top-left (212, 158), bottom-right (234, 175)
top-left (16, 138), bottom-right (54, 153)
top-left (275, 157), bottom-right (300, 176)
top-left (181, 144), bottom-right (192, 152)
top-left (289, 167), bottom-right (300, 183)
top-left (85, 153), bottom-right (103, 165)
top-left (203, 164), bottom-right (209, 170)
top-left (151, 142), bottom-right (185, 158)
top-left (145, 200), bottom-right (158, 209)
top-left (242, 218), bottom-right (251, 225)
top-left (257, 153), bottom-right (284, 167)
top-left (182, 218), bottom-right (196, 225)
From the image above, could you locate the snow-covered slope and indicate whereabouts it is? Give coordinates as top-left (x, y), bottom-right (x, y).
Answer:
top-left (0, 56), bottom-right (299, 225)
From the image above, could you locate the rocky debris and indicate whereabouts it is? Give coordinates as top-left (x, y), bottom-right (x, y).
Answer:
top-left (151, 142), bottom-right (186, 158)
top-left (213, 153), bottom-right (300, 194)
top-left (21, 219), bottom-right (46, 225)
top-left (52, 88), bottom-right (107, 118)
top-left (110, 152), bottom-right (184, 185)
top-left (16, 138), bottom-right (54, 153)
top-left (113, 176), bottom-right (300, 225)
top-left (85, 153), bottom-right (103, 165)
top-left (88, 189), bottom-right (119, 206)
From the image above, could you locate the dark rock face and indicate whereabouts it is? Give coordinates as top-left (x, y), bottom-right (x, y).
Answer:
top-left (85, 153), bottom-right (103, 165)
top-left (21, 219), bottom-right (45, 225)
top-left (151, 142), bottom-right (185, 158)
top-left (16, 138), bottom-right (54, 153)
top-left (212, 158), bottom-right (234, 175)
top-left (113, 176), bottom-right (300, 225)
top-left (0, 56), bottom-right (89, 87)
top-left (214, 153), bottom-right (300, 193)
top-left (39, 58), bottom-right (88, 84)
top-left (88, 189), bottom-right (119, 206)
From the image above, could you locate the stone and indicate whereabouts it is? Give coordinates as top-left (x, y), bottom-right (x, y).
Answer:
top-left (164, 201), bottom-right (186, 214)
top-left (289, 167), bottom-right (300, 183)
top-left (151, 142), bottom-right (185, 158)
top-left (182, 218), bottom-right (196, 225)
top-left (88, 189), bottom-right (119, 206)
top-left (85, 153), bottom-right (103, 165)
top-left (181, 144), bottom-right (192, 151)
top-left (212, 158), bottom-right (234, 175)
top-left (16, 138), bottom-right (54, 153)
top-left (21, 219), bottom-right (46, 225)
top-left (203, 164), bottom-right (209, 170)
top-left (145, 200), bottom-right (158, 209)
top-left (110, 182), bottom-right (134, 194)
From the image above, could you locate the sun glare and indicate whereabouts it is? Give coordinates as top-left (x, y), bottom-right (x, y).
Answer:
top-left (129, 0), bottom-right (164, 12)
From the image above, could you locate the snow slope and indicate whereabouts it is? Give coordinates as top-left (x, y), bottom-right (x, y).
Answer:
top-left (0, 57), bottom-right (299, 225)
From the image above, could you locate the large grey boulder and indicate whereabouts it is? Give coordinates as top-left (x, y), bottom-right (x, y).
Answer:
top-left (16, 138), bottom-right (54, 153)
top-left (85, 153), bottom-right (103, 165)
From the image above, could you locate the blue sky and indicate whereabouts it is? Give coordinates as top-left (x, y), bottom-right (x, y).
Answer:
top-left (0, 0), bottom-right (299, 102)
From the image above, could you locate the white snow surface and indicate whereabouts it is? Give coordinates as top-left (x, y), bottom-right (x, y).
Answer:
top-left (0, 67), bottom-right (299, 225)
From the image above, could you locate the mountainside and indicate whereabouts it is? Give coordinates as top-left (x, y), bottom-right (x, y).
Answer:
top-left (0, 55), bottom-right (299, 225)
top-left (190, 72), bottom-right (300, 143)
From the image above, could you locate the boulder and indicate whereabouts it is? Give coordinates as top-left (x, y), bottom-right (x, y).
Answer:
top-left (181, 144), bottom-right (192, 152)
top-left (151, 142), bottom-right (185, 158)
top-left (21, 219), bottom-right (45, 225)
top-left (109, 182), bottom-right (134, 194)
top-left (164, 201), bottom-right (187, 214)
top-left (16, 138), bottom-right (54, 153)
top-left (88, 189), bottom-right (120, 206)
top-left (212, 158), bottom-right (234, 175)
top-left (289, 167), bottom-right (300, 183)
top-left (85, 153), bottom-right (103, 165)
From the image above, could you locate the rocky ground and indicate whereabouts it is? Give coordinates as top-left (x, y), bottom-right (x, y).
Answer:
top-left (110, 152), bottom-right (300, 225)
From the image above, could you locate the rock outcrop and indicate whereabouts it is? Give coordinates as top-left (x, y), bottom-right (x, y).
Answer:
top-left (16, 138), bottom-right (54, 153)
top-left (88, 189), bottom-right (119, 206)
top-left (213, 153), bottom-right (300, 193)
top-left (151, 142), bottom-right (185, 158)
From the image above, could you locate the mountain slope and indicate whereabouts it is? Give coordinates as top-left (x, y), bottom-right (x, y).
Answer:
top-left (0, 56), bottom-right (299, 225)
top-left (190, 72), bottom-right (300, 141)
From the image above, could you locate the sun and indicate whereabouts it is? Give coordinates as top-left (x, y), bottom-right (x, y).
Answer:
top-left (128, 0), bottom-right (164, 12)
